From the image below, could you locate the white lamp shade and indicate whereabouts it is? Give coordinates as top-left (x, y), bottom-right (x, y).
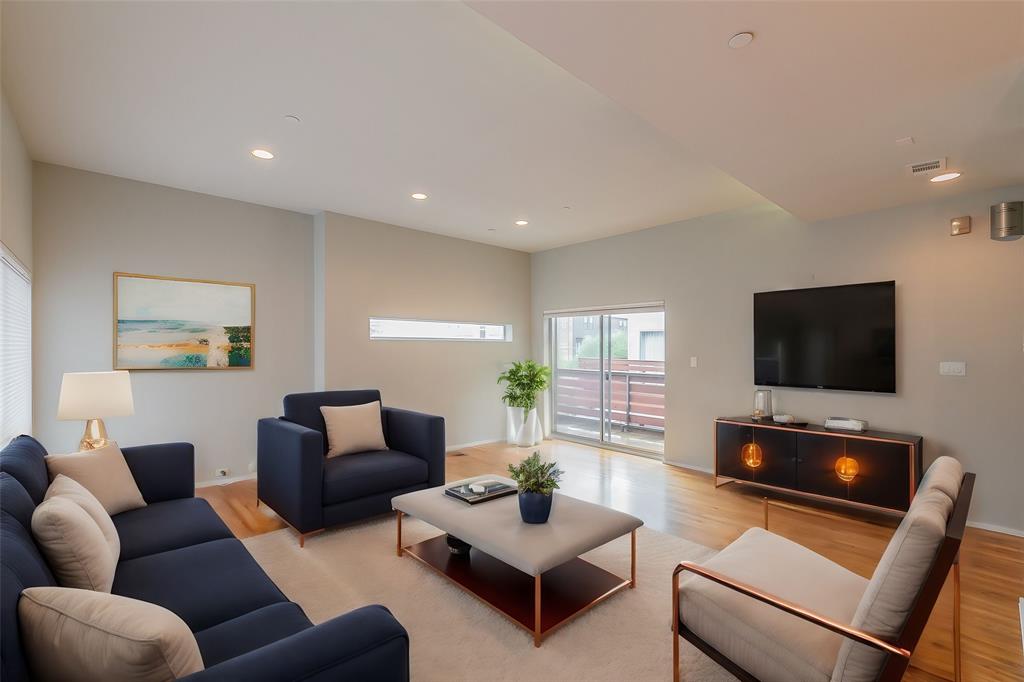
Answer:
top-left (57, 371), bottom-right (135, 420)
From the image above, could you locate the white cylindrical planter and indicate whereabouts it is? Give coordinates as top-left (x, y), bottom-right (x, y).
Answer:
top-left (506, 406), bottom-right (542, 447)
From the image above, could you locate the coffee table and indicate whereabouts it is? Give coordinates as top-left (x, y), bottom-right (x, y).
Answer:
top-left (392, 475), bottom-right (643, 646)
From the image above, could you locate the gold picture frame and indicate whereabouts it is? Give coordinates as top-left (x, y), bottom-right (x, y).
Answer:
top-left (113, 272), bottom-right (255, 370)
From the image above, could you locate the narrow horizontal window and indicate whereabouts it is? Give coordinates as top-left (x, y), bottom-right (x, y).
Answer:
top-left (369, 318), bottom-right (512, 342)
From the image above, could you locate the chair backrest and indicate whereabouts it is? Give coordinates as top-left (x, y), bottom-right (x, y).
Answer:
top-left (831, 456), bottom-right (973, 682)
top-left (282, 390), bottom-right (383, 454)
top-left (0, 436), bottom-right (58, 682)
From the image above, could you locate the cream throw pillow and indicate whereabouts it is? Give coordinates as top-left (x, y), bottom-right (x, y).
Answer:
top-left (45, 442), bottom-right (146, 514)
top-left (32, 496), bottom-right (117, 592)
top-left (19, 586), bottom-right (204, 681)
top-left (45, 474), bottom-right (120, 565)
top-left (321, 401), bottom-right (388, 458)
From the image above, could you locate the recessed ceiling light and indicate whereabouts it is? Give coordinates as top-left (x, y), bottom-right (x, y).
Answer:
top-left (251, 149), bottom-right (274, 160)
top-left (411, 193), bottom-right (428, 200)
top-left (728, 32), bottom-right (754, 49)
top-left (930, 172), bottom-right (962, 183)
top-left (487, 228), bottom-right (497, 232)
top-left (515, 220), bottom-right (529, 226)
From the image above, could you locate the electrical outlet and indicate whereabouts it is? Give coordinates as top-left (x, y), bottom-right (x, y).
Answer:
top-left (214, 468), bottom-right (229, 478)
top-left (939, 361), bottom-right (966, 376)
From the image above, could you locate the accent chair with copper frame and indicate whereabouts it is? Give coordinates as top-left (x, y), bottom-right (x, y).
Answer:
top-left (671, 456), bottom-right (973, 682)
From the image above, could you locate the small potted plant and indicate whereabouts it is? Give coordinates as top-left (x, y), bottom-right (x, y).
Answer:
top-left (507, 451), bottom-right (563, 524)
top-left (497, 360), bottom-right (551, 447)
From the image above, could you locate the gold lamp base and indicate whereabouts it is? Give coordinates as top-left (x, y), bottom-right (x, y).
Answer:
top-left (79, 418), bottom-right (111, 451)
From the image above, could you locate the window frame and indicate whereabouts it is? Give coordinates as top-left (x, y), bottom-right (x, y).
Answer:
top-left (368, 316), bottom-right (513, 343)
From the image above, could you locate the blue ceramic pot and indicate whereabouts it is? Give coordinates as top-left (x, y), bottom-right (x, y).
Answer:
top-left (518, 492), bottom-right (553, 524)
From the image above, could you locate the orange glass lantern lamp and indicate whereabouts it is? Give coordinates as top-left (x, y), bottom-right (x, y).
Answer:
top-left (741, 441), bottom-right (763, 469)
top-left (835, 441), bottom-right (859, 482)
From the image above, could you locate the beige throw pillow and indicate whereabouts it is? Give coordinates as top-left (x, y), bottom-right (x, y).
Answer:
top-left (19, 586), bottom-right (204, 681)
top-left (46, 442), bottom-right (146, 515)
top-left (32, 496), bottom-right (117, 592)
top-left (321, 401), bottom-right (388, 458)
top-left (45, 474), bottom-right (120, 565)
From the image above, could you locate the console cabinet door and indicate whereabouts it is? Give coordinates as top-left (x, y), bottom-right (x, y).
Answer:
top-left (717, 423), bottom-right (796, 488)
top-left (797, 434), bottom-right (912, 511)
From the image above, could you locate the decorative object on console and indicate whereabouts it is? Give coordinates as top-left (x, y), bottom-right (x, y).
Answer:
top-left (715, 417), bottom-right (923, 512)
top-left (507, 451), bottom-right (562, 524)
top-left (772, 413), bottom-right (795, 424)
top-left (751, 389), bottom-right (772, 420)
top-left (57, 371), bottom-right (134, 450)
top-left (113, 272), bottom-right (254, 369)
top-left (990, 201), bottom-right (1022, 241)
top-left (824, 416), bottom-right (869, 432)
top-left (498, 360), bottom-right (551, 446)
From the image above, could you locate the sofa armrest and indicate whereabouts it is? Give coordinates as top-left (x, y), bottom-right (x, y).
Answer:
top-left (120, 442), bottom-right (195, 503)
top-left (257, 418), bottom-right (324, 532)
top-left (181, 605), bottom-right (409, 682)
top-left (383, 407), bottom-right (445, 487)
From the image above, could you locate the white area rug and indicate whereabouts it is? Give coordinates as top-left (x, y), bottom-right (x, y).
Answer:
top-left (243, 515), bottom-right (730, 681)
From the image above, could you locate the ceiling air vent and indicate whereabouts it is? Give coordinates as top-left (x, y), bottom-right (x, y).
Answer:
top-left (906, 158), bottom-right (947, 177)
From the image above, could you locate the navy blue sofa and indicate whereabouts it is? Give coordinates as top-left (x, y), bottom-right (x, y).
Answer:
top-left (0, 435), bottom-right (410, 682)
top-left (257, 390), bottom-right (445, 545)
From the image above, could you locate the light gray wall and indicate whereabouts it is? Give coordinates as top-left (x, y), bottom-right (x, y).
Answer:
top-left (532, 186), bottom-right (1024, 533)
top-left (320, 211), bottom-right (531, 447)
top-left (1, 88), bottom-right (32, 270)
top-left (32, 164), bottom-right (314, 482)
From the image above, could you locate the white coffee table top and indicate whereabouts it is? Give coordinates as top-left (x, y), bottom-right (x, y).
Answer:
top-left (392, 475), bottom-right (643, 576)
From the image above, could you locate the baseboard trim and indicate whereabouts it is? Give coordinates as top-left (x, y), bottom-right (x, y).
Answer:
top-left (447, 439), bottom-right (500, 452)
top-left (196, 472), bottom-right (256, 488)
top-left (663, 460), bottom-right (714, 475)
top-left (966, 520), bottom-right (1024, 538)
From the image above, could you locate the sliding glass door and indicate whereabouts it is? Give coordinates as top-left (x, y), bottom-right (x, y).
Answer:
top-left (550, 308), bottom-right (665, 457)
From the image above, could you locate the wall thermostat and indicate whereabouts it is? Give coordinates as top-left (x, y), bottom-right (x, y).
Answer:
top-left (950, 216), bottom-right (971, 236)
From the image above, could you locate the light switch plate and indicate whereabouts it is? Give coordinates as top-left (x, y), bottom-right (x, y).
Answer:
top-left (939, 361), bottom-right (966, 376)
top-left (690, 356), bottom-right (698, 368)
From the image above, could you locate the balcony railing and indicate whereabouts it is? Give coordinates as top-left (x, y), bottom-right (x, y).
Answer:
top-left (553, 358), bottom-right (665, 439)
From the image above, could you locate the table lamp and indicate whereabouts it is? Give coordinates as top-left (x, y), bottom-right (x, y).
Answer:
top-left (57, 371), bottom-right (134, 450)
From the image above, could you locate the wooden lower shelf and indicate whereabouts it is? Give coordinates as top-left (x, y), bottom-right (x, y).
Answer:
top-left (402, 534), bottom-right (631, 644)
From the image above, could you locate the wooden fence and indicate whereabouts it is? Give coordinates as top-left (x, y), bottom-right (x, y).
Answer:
top-left (554, 358), bottom-right (665, 433)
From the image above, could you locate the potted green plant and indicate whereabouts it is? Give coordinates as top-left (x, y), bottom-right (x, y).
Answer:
top-left (507, 451), bottom-right (563, 524)
top-left (497, 360), bottom-right (551, 447)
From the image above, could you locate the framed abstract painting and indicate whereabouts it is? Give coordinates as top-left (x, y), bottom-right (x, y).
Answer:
top-left (113, 273), bottom-right (255, 370)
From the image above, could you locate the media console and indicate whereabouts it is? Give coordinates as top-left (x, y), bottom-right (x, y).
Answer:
top-left (714, 417), bottom-right (923, 512)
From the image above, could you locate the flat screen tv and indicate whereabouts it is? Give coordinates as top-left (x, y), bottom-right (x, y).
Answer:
top-left (754, 281), bottom-right (895, 393)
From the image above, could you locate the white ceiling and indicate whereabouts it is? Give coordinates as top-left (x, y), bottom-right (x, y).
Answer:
top-left (0, 1), bottom-right (760, 253)
top-left (4, 3), bottom-right (1021, 252)
top-left (471, 1), bottom-right (1024, 222)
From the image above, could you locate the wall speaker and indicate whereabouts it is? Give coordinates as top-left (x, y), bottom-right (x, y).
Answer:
top-left (990, 201), bottom-right (1023, 241)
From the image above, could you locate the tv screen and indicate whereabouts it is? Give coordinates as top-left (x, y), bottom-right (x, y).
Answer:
top-left (754, 281), bottom-right (895, 393)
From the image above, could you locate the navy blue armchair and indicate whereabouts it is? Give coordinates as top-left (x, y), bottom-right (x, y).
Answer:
top-left (0, 435), bottom-right (409, 682)
top-left (258, 390), bottom-right (445, 546)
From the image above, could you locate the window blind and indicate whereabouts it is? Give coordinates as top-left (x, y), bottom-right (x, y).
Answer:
top-left (1, 248), bottom-right (31, 443)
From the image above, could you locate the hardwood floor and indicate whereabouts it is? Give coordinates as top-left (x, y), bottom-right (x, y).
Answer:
top-left (198, 439), bottom-right (1024, 681)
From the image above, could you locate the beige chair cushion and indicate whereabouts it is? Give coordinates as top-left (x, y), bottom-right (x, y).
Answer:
top-left (45, 474), bottom-right (120, 561)
top-left (679, 527), bottom-right (868, 682)
top-left (320, 401), bottom-right (387, 458)
top-left (18, 586), bottom-right (204, 681)
top-left (32, 496), bottom-right (117, 592)
top-left (45, 442), bottom-right (146, 515)
top-left (831, 488), bottom-right (954, 682)
top-left (915, 456), bottom-right (962, 503)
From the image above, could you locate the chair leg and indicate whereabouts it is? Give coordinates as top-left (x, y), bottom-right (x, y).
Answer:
top-left (953, 560), bottom-right (962, 682)
top-left (673, 571), bottom-right (681, 682)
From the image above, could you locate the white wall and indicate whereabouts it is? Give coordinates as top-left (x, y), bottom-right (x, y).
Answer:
top-left (32, 164), bottom-right (314, 482)
top-left (532, 186), bottom-right (1024, 533)
top-left (320, 211), bottom-right (531, 448)
top-left (1, 88), bottom-right (32, 270)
